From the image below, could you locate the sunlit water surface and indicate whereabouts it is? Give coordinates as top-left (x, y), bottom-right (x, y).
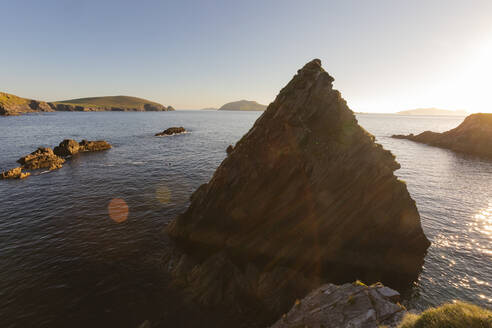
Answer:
top-left (0, 111), bottom-right (490, 327)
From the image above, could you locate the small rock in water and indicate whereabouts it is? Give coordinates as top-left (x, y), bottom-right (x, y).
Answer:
top-left (155, 127), bottom-right (186, 136)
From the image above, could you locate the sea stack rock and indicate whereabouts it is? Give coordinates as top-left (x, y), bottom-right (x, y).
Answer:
top-left (392, 113), bottom-right (492, 159)
top-left (166, 59), bottom-right (429, 319)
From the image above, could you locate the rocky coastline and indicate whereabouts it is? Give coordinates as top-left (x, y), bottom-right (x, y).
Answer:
top-left (392, 113), bottom-right (492, 159)
top-left (0, 92), bottom-right (174, 116)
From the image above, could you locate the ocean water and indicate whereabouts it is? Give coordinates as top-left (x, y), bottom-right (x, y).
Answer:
top-left (0, 111), bottom-right (491, 327)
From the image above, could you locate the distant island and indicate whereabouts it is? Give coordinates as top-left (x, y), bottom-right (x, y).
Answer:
top-left (218, 100), bottom-right (267, 111)
top-left (0, 92), bottom-right (174, 116)
top-left (200, 107), bottom-right (218, 111)
top-left (396, 108), bottom-right (467, 116)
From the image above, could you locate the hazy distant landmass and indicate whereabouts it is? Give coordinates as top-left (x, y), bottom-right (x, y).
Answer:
top-left (200, 107), bottom-right (218, 111)
top-left (0, 93), bottom-right (174, 116)
top-left (397, 108), bottom-right (467, 116)
top-left (218, 100), bottom-right (267, 111)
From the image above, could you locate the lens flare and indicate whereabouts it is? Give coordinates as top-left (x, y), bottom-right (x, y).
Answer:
top-left (108, 198), bottom-right (129, 223)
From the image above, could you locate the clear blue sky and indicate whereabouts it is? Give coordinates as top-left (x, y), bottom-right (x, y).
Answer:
top-left (2, 0), bottom-right (492, 112)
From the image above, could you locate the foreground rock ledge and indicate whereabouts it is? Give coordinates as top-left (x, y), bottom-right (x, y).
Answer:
top-left (392, 113), bottom-right (492, 159)
top-left (164, 59), bottom-right (430, 322)
top-left (270, 282), bottom-right (405, 328)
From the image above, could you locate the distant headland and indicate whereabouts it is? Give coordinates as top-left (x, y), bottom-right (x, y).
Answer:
top-left (0, 92), bottom-right (174, 116)
top-left (396, 108), bottom-right (467, 116)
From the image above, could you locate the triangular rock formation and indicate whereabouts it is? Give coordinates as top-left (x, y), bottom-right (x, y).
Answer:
top-left (166, 59), bottom-right (429, 320)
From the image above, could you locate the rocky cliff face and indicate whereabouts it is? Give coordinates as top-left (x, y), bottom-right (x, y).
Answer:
top-left (164, 59), bottom-right (430, 323)
top-left (392, 113), bottom-right (492, 159)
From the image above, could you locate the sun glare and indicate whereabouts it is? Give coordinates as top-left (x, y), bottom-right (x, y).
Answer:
top-left (457, 40), bottom-right (492, 113)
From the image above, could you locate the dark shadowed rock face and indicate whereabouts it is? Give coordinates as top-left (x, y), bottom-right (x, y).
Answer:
top-left (270, 282), bottom-right (405, 328)
top-left (164, 59), bottom-right (429, 322)
top-left (392, 113), bottom-right (492, 159)
top-left (155, 127), bottom-right (186, 136)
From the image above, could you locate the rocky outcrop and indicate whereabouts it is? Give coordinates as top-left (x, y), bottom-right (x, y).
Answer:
top-left (1, 139), bottom-right (112, 180)
top-left (164, 59), bottom-right (430, 323)
top-left (392, 113), bottom-right (492, 159)
top-left (17, 147), bottom-right (65, 170)
top-left (53, 139), bottom-right (112, 157)
top-left (1, 167), bottom-right (31, 179)
top-left (155, 127), bottom-right (186, 136)
top-left (270, 282), bottom-right (405, 328)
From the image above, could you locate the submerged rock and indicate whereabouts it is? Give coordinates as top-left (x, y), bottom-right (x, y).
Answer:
top-left (270, 282), bottom-right (405, 328)
top-left (17, 147), bottom-right (65, 170)
top-left (1, 167), bottom-right (30, 179)
top-left (164, 59), bottom-right (430, 321)
top-left (392, 113), bottom-right (492, 159)
top-left (155, 127), bottom-right (186, 136)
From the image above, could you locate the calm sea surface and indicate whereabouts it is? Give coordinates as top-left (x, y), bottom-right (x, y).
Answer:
top-left (1, 111), bottom-right (491, 327)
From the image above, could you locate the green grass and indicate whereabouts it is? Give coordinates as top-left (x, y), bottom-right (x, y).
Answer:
top-left (396, 302), bottom-right (492, 328)
top-left (54, 95), bottom-right (165, 110)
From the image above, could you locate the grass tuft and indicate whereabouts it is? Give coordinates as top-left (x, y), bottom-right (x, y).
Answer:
top-left (397, 301), bottom-right (492, 328)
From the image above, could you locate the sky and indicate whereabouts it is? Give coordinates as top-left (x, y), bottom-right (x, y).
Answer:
top-left (1, 0), bottom-right (492, 112)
